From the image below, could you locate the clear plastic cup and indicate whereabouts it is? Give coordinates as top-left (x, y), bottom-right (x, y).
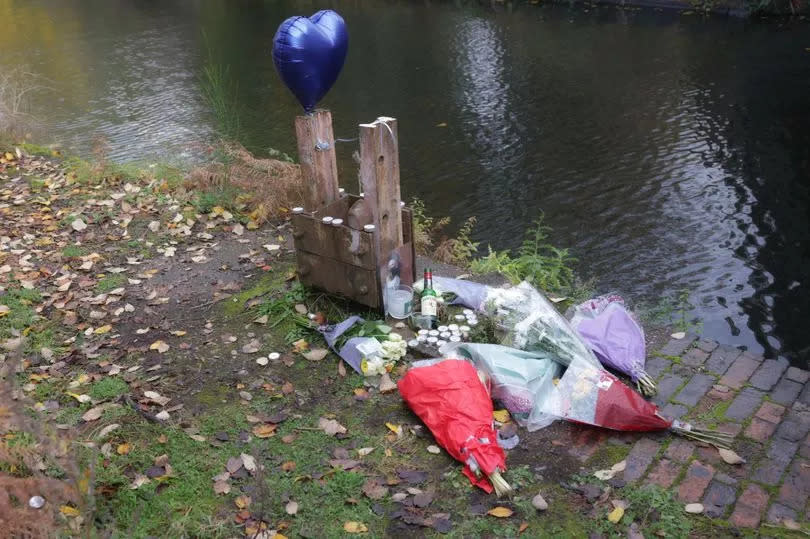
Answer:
top-left (386, 285), bottom-right (413, 319)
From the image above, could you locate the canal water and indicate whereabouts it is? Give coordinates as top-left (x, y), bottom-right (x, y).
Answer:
top-left (4, 0), bottom-right (810, 364)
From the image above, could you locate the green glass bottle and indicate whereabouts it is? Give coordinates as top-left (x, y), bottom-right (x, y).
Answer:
top-left (420, 268), bottom-right (438, 323)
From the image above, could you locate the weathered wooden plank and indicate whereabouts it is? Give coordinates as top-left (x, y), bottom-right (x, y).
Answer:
top-left (359, 117), bottom-right (404, 313)
top-left (295, 109), bottom-right (340, 211)
top-left (291, 214), bottom-right (375, 269)
top-left (359, 117), bottom-right (403, 257)
top-left (296, 251), bottom-right (380, 309)
top-left (316, 195), bottom-right (353, 221)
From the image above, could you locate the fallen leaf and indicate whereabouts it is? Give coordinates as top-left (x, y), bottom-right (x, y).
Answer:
top-left (94, 324), bottom-right (112, 335)
top-left (718, 448), bottom-right (745, 465)
top-left (594, 469), bottom-right (616, 481)
top-left (281, 381), bottom-right (294, 394)
top-left (343, 521), bottom-right (368, 533)
top-left (71, 219), bottom-right (87, 232)
top-left (235, 495), bottom-right (251, 509)
top-left (226, 456), bottom-right (243, 474)
top-left (294, 304), bottom-right (307, 315)
top-left (607, 506), bottom-right (624, 523)
top-left (319, 417), bottom-right (347, 436)
top-left (385, 422), bottom-right (402, 436)
top-left (212, 471), bottom-right (230, 482)
top-left (155, 410), bottom-right (170, 421)
top-left (362, 479), bottom-right (388, 500)
top-left (281, 434), bottom-right (296, 444)
top-left (532, 493), bottom-right (548, 511)
top-left (611, 499), bottom-right (628, 510)
top-left (60, 505), bottom-right (81, 517)
top-left (492, 409), bottom-right (510, 423)
top-left (427, 445), bottom-right (441, 454)
top-left (213, 480), bottom-right (230, 495)
top-left (611, 460), bottom-right (626, 472)
top-left (329, 457), bottom-right (359, 469)
top-left (519, 522), bottom-right (529, 534)
top-left (149, 340), bottom-right (169, 353)
top-left (82, 405), bottom-right (106, 422)
top-left (68, 392), bottom-right (92, 403)
top-left (357, 447), bottom-right (375, 457)
top-left (143, 390), bottom-right (170, 406)
top-left (254, 314), bottom-right (269, 325)
top-left (412, 491), bottom-right (434, 508)
top-left (378, 373), bottom-right (397, 393)
top-left (684, 503), bottom-right (704, 514)
top-left (129, 474), bottom-right (150, 490)
top-left (96, 423), bottom-right (120, 439)
top-left (285, 500), bottom-right (298, 515)
top-left (252, 424), bottom-right (277, 438)
top-left (116, 443), bottom-right (131, 455)
top-left (282, 461), bottom-right (297, 472)
top-left (241, 453), bottom-right (257, 473)
top-left (256, 357), bottom-right (269, 366)
top-left (671, 331), bottom-right (686, 339)
top-left (784, 518), bottom-right (800, 530)
top-left (338, 361), bottom-right (346, 377)
top-left (487, 507), bottom-right (513, 518)
top-left (303, 348), bottom-right (328, 362)
top-left (242, 339), bottom-right (261, 354)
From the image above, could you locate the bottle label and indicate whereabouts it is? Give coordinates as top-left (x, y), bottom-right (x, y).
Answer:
top-left (421, 296), bottom-right (438, 317)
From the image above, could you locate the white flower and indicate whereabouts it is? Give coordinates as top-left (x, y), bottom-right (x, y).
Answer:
top-left (362, 356), bottom-right (386, 376)
top-left (388, 333), bottom-right (403, 342)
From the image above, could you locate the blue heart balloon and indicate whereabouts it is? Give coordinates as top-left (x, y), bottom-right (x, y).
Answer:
top-left (272, 10), bottom-right (348, 113)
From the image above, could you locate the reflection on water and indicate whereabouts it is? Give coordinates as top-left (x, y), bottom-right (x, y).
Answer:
top-left (4, 0), bottom-right (810, 364)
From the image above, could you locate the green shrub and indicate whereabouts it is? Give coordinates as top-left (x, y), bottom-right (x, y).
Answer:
top-left (471, 216), bottom-right (576, 292)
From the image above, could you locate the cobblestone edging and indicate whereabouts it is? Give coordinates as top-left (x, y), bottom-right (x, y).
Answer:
top-left (566, 334), bottom-right (810, 530)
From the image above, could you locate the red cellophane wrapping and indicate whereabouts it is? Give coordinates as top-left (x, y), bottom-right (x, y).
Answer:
top-left (594, 371), bottom-right (672, 431)
top-left (397, 359), bottom-right (506, 493)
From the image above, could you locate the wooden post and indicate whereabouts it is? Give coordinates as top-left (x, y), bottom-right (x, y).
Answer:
top-left (359, 117), bottom-right (403, 314)
top-left (295, 109), bottom-right (340, 211)
top-left (359, 117), bottom-right (403, 257)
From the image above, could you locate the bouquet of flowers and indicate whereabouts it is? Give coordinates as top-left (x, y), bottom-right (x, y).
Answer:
top-left (539, 351), bottom-right (732, 447)
top-left (398, 359), bottom-right (512, 496)
top-left (444, 342), bottom-right (732, 448)
top-left (571, 294), bottom-right (656, 396)
top-left (483, 282), bottom-right (601, 370)
top-left (320, 317), bottom-right (406, 376)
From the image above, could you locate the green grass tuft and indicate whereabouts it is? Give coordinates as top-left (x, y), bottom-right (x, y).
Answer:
top-left (89, 377), bottom-right (130, 401)
top-left (0, 286), bottom-right (42, 338)
top-left (95, 274), bottom-right (127, 293)
top-left (61, 244), bottom-right (85, 258)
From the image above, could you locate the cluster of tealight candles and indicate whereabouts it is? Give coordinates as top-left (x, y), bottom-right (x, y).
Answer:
top-left (407, 309), bottom-right (478, 350)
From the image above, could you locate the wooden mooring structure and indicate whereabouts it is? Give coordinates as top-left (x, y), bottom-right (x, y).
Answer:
top-left (291, 110), bottom-right (416, 312)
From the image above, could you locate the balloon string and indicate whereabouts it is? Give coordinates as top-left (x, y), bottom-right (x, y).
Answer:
top-left (377, 118), bottom-right (397, 147)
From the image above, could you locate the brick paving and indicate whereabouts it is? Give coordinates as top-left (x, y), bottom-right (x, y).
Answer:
top-left (577, 335), bottom-right (810, 531)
